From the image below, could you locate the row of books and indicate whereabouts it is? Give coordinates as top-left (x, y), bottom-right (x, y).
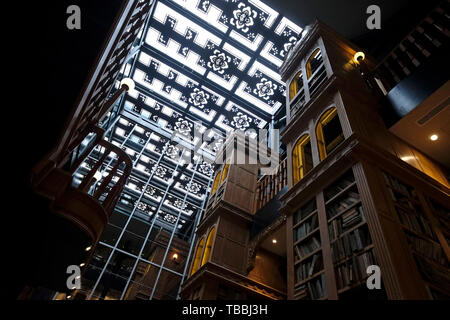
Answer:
top-left (294, 214), bottom-right (319, 242)
top-left (294, 199), bottom-right (317, 224)
top-left (335, 251), bottom-right (376, 289)
top-left (294, 236), bottom-right (321, 260)
top-left (295, 253), bottom-right (324, 283)
top-left (295, 274), bottom-right (327, 300)
top-left (382, 172), bottom-right (414, 197)
top-left (324, 172), bottom-right (355, 201)
top-left (415, 256), bottom-right (450, 292)
top-left (396, 207), bottom-right (436, 240)
top-left (405, 233), bottom-right (448, 266)
top-left (331, 227), bottom-right (371, 263)
top-left (327, 191), bottom-right (360, 220)
top-left (328, 206), bottom-right (365, 241)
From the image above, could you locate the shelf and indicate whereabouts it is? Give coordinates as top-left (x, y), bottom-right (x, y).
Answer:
top-left (401, 224), bottom-right (439, 245)
top-left (337, 277), bottom-right (369, 294)
top-left (388, 185), bottom-right (419, 202)
top-left (295, 248), bottom-right (322, 265)
top-left (327, 200), bottom-right (362, 223)
top-left (412, 250), bottom-right (449, 270)
top-left (325, 181), bottom-right (357, 205)
top-left (294, 228), bottom-right (320, 246)
top-left (293, 209), bottom-right (318, 229)
top-left (333, 245), bottom-right (374, 267)
top-left (295, 270), bottom-right (325, 287)
top-left (330, 221), bottom-right (367, 244)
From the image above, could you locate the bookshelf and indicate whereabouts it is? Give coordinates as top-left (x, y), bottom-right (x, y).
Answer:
top-left (325, 170), bottom-right (377, 295)
top-left (382, 172), bottom-right (450, 299)
top-left (293, 198), bottom-right (327, 300)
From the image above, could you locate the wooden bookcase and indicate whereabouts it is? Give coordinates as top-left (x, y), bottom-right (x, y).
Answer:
top-left (292, 198), bottom-right (326, 299)
top-left (382, 172), bottom-right (450, 299)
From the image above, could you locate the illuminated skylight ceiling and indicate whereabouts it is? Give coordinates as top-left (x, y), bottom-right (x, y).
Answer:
top-left (130, 0), bottom-right (302, 137)
top-left (98, 0), bottom-right (303, 233)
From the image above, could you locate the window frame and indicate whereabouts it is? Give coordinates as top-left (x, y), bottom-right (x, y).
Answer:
top-left (292, 134), bottom-right (312, 185)
top-left (316, 107), bottom-right (344, 160)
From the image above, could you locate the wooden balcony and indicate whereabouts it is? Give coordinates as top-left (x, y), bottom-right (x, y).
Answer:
top-left (254, 159), bottom-right (288, 212)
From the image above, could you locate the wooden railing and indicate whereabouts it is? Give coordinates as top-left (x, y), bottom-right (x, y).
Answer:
top-left (254, 159), bottom-right (288, 212)
top-left (50, 0), bottom-right (153, 168)
top-left (373, 2), bottom-right (448, 93)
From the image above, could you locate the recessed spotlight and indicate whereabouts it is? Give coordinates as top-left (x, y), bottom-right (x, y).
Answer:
top-left (66, 295), bottom-right (72, 299)
top-left (172, 253), bottom-right (179, 261)
top-left (272, 239), bottom-right (277, 244)
top-left (85, 246), bottom-right (92, 252)
top-left (430, 134), bottom-right (439, 141)
top-left (80, 263), bottom-right (85, 267)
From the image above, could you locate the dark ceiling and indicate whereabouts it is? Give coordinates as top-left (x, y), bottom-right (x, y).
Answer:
top-left (263, 0), bottom-right (441, 58)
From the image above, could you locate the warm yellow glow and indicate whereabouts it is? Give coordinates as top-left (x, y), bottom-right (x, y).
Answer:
top-left (191, 238), bottom-right (205, 275)
top-left (85, 246), bottom-right (92, 252)
top-left (289, 70), bottom-right (303, 101)
top-left (430, 134), bottom-right (439, 141)
top-left (80, 263), bottom-right (85, 267)
top-left (220, 163), bottom-right (230, 184)
top-left (272, 239), bottom-right (277, 244)
top-left (292, 134), bottom-right (311, 184)
top-left (211, 171), bottom-right (221, 195)
top-left (201, 227), bottom-right (217, 267)
top-left (354, 51), bottom-right (365, 63)
top-left (172, 253), bottom-right (179, 261)
top-left (306, 48), bottom-right (322, 79)
top-left (316, 108), bottom-right (344, 160)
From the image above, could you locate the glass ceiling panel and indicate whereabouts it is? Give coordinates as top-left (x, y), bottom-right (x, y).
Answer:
top-left (97, 0), bottom-right (302, 235)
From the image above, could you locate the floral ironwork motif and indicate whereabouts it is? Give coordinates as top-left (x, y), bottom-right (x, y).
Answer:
top-left (231, 112), bottom-right (252, 130)
top-left (207, 50), bottom-right (231, 74)
top-left (230, 3), bottom-right (257, 33)
top-left (189, 88), bottom-right (210, 108)
top-left (254, 78), bottom-right (277, 100)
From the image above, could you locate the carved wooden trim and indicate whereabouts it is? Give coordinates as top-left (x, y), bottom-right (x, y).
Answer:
top-left (246, 215), bottom-right (287, 272)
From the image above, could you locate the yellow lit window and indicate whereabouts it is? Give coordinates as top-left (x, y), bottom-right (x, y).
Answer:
top-left (220, 163), bottom-right (230, 184)
top-left (316, 108), bottom-right (344, 160)
top-left (211, 171), bottom-right (221, 195)
top-left (201, 226), bottom-right (216, 267)
top-left (292, 134), bottom-right (313, 185)
top-left (289, 71), bottom-right (303, 101)
top-left (191, 237), bottom-right (205, 275)
top-left (306, 49), bottom-right (323, 79)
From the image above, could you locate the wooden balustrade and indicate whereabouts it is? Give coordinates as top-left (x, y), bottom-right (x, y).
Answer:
top-left (254, 159), bottom-right (288, 212)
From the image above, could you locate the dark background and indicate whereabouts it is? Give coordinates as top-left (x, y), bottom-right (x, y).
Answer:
top-left (5, 0), bottom-right (441, 299)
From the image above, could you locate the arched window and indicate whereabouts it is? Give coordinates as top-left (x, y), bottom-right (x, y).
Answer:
top-left (292, 134), bottom-right (313, 185)
top-left (289, 70), bottom-right (304, 101)
top-left (211, 171), bottom-right (221, 194)
top-left (220, 163), bottom-right (230, 184)
top-left (190, 237), bottom-right (205, 275)
top-left (316, 107), bottom-right (344, 160)
top-left (201, 226), bottom-right (216, 267)
top-left (306, 48), bottom-right (323, 79)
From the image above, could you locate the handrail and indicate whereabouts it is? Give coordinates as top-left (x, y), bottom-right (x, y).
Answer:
top-left (254, 159), bottom-right (288, 212)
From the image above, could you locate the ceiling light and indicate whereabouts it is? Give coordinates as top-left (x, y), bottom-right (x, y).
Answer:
top-left (80, 263), bottom-right (85, 267)
top-left (172, 253), bottom-right (179, 261)
top-left (120, 77), bottom-right (135, 91)
top-left (272, 239), bottom-right (277, 244)
top-left (85, 246), bottom-right (92, 252)
top-left (430, 134), bottom-right (439, 141)
top-left (66, 296), bottom-right (72, 299)
top-left (354, 51), bottom-right (365, 63)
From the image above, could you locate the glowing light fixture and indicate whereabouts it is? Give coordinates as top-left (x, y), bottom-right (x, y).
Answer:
top-left (272, 239), bottom-right (277, 244)
top-left (120, 77), bottom-right (135, 91)
top-left (354, 51), bottom-right (365, 63)
top-left (172, 253), bottom-right (179, 261)
top-left (430, 134), bottom-right (439, 141)
top-left (85, 246), bottom-right (92, 252)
